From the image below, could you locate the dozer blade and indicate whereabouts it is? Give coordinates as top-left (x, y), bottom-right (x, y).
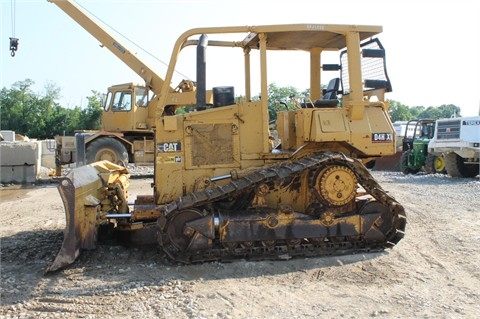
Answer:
top-left (46, 160), bottom-right (129, 273)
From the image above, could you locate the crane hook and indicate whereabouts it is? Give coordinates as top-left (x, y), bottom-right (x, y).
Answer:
top-left (10, 37), bottom-right (19, 57)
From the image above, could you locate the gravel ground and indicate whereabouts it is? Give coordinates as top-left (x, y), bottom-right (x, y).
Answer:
top-left (1, 170), bottom-right (479, 318)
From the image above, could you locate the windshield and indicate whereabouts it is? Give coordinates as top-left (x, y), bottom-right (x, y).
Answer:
top-left (112, 91), bottom-right (132, 111)
top-left (135, 87), bottom-right (149, 107)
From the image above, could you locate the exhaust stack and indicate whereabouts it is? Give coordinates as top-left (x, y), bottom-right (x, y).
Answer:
top-left (196, 34), bottom-right (208, 111)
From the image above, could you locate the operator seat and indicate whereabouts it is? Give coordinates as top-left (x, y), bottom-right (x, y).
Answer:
top-left (322, 78), bottom-right (340, 100)
top-left (313, 77), bottom-right (340, 108)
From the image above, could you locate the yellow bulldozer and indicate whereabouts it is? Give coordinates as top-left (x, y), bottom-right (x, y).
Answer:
top-left (47, 0), bottom-right (406, 272)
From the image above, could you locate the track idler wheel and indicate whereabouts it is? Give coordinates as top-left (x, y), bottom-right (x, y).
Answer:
top-left (161, 208), bottom-right (212, 261)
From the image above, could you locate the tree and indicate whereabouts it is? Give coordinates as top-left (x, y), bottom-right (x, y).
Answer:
top-left (388, 100), bottom-right (412, 122)
top-left (409, 106), bottom-right (425, 119)
top-left (0, 79), bottom-right (37, 136)
top-left (387, 100), bottom-right (462, 122)
top-left (1, 79), bottom-right (103, 138)
top-left (433, 104), bottom-right (460, 119)
top-left (79, 91), bottom-right (103, 130)
top-left (266, 83), bottom-right (300, 122)
top-left (418, 106), bottom-right (442, 120)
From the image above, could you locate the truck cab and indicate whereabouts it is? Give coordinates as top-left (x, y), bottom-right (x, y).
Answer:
top-left (102, 83), bottom-right (155, 132)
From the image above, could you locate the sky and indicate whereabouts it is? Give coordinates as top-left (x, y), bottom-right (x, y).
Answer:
top-left (1, 0), bottom-right (480, 116)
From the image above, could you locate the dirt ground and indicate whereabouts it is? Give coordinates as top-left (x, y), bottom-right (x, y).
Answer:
top-left (1, 171), bottom-right (479, 319)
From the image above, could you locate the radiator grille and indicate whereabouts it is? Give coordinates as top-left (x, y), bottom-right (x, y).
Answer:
top-left (436, 120), bottom-right (461, 140)
top-left (191, 124), bottom-right (233, 166)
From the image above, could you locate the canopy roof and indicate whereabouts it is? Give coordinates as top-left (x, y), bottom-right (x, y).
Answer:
top-left (182, 24), bottom-right (383, 51)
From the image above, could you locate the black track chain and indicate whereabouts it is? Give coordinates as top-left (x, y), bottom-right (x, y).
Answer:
top-left (159, 152), bottom-right (406, 263)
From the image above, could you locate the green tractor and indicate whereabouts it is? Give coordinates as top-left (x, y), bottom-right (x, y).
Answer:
top-left (400, 119), bottom-right (446, 174)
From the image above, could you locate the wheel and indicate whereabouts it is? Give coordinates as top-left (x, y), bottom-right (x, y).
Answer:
top-left (425, 153), bottom-right (446, 174)
top-left (86, 137), bottom-right (129, 164)
top-left (164, 209), bottom-right (203, 252)
top-left (314, 165), bottom-right (357, 206)
top-left (400, 150), bottom-right (419, 174)
top-left (444, 153), bottom-right (479, 178)
top-left (400, 151), bottom-right (410, 174)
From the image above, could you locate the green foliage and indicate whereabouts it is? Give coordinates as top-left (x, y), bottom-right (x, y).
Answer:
top-left (256, 86), bottom-right (461, 124)
top-left (265, 83), bottom-right (300, 122)
top-left (388, 100), bottom-right (461, 122)
top-left (388, 100), bottom-right (412, 121)
top-left (0, 79), bottom-right (102, 139)
top-left (1, 79), bottom-right (463, 138)
top-left (82, 92), bottom-right (103, 130)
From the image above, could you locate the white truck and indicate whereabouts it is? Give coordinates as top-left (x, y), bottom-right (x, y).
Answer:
top-left (428, 116), bottom-right (480, 177)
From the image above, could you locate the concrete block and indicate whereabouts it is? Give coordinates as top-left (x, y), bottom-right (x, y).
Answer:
top-left (0, 130), bottom-right (15, 142)
top-left (0, 142), bottom-right (39, 165)
top-left (1, 165), bottom-right (36, 183)
top-left (40, 140), bottom-right (56, 168)
top-left (0, 142), bottom-right (40, 183)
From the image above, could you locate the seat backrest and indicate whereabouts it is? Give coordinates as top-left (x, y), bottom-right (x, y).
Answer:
top-left (323, 78), bottom-right (340, 100)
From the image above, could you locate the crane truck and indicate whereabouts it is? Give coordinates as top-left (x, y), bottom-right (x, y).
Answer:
top-left (52, 0), bottom-right (202, 173)
top-left (46, 0), bottom-right (407, 273)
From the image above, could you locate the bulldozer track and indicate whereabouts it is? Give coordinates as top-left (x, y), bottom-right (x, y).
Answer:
top-left (159, 152), bottom-right (406, 263)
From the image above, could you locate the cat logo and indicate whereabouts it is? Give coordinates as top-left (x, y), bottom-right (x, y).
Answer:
top-left (158, 142), bottom-right (181, 152)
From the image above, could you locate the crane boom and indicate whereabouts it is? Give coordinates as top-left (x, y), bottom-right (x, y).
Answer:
top-left (48, 0), bottom-right (173, 95)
